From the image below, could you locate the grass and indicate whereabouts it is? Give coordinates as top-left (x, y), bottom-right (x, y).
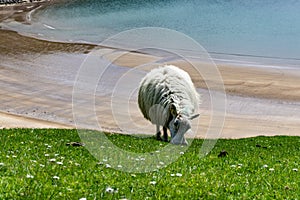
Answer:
top-left (0, 129), bottom-right (299, 199)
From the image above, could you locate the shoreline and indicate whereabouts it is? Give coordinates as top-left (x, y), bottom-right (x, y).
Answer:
top-left (0, 111), bottom-right (74, 129)
top-left (0, 0), bottom-right (58, 24)
top-left (0, 3), bottom-right (299, 138)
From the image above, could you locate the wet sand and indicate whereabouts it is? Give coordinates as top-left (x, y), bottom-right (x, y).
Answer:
top-left (105, 51), bottom-right (300, 101)
top-left (0, 4), bottom-right (299, 138)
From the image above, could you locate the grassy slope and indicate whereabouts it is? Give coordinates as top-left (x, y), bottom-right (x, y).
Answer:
top-left (0, 129), bottom-right (299, 199)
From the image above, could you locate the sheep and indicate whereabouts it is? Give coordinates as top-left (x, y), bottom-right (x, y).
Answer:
top-left (138, 65), bottom-right (200, 145)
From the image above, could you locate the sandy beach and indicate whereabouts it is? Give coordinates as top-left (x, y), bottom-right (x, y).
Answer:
top-left (0, 3), bottom-right (299, 138)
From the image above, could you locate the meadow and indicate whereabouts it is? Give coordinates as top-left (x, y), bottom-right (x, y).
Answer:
top-left (0, 129), bottom-right (299, 199)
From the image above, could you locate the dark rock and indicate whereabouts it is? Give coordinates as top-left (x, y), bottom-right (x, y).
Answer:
top-left (218, 150), bottom-right (228, 158)
top-left (66, 142), bottom-right (85, 147)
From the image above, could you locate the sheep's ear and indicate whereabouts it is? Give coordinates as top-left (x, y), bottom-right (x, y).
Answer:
top-left (169, 104), bottom-right (177, 116)
top-left (189, 114), bottom-right (200, 120)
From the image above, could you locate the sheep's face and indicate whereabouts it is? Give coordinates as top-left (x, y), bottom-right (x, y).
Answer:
top-left (169, 114), bottom-right (191, 145)
top-left (168, 104), bottom-right (200, 145)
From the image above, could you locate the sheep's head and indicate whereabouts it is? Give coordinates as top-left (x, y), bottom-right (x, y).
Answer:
top-left (168, 105), bottom-right (199, 145)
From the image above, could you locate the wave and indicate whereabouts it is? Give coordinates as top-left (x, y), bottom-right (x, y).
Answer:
top-left (209, 51), bottom-right (300, 62)
top-left (43, 24), bottom-right (56, 30)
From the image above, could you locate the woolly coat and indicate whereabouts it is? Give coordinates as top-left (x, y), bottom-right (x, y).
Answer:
top-left (138, 65), bottom-right (199, 127)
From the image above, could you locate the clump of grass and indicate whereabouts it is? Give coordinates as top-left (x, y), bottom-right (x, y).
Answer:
top-left (0, 129), bottom-right (299, 199)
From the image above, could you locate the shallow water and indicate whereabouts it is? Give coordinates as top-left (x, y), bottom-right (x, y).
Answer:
top-left (25, 0), bottom-right (298, 64)
top-left (3, 0), bottom-right (300, 67)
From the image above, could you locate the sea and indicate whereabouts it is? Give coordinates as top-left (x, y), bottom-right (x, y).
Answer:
top-left (4, 0), bottom-right (300, 67)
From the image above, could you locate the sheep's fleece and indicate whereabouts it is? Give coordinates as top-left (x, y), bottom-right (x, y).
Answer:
top-left (138, 65), bottom-right (200, 145)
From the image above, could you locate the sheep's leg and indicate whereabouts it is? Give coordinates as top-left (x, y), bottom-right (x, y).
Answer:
top-left (156, 125), bottom-right (162, 141)
top-left (163, 126), bottom-right (168, 142)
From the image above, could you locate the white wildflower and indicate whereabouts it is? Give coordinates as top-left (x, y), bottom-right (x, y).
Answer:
top-left (170, 174), bottom-right (175, 177)
top-left (140, 158), bottom-right (145, 161)
top-left (40, 164), bottom-right (45, 167)
top-left (79, 198), bottom-right (86, 200)
top-left (292, 168), bottom-right (298, 172)
top-left (117, 165), bottom-right (122, 168)
top-left (12, 155), bottom-right (17, 158)
top-left (263, 165), bottom-right (268, 168)
top-left (176, 173), bottom-right (182, 177)
top-left (49, 158), bottom-right (56, 162)
top-left (159, 161), bottom-right (165, 165)
top-left (45, 154), bottom-right (49, 157)
top-left (0, 163), bottom-right (4, 166)
top-left (269, 168), bottom-right (275, 171)
top-left (105, 164), bottom-right (111, 168)
top-left (105, 187), bottom-right (115, 193)
top-left (150, 181), bottom-right (156, 185)
top-left (56, 162), bottom-right (63, 165)
top-left (53, 176), bottom-right (60, 180)
top-left (31, 160), bottom-right (37, 163)
top-left (26, 174), bottom-right (34, 179)
top-left (75, 163), bottom-right (80, 166)
top-left (54, 154), bottom-right (59, 157)
top-left (230, 165), bottom-right (236, 168)
top-left (180, 152), bottom-right (184, 155)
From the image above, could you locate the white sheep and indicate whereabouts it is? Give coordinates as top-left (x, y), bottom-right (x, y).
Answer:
top-left (138, 65), bottom-right (200, 145)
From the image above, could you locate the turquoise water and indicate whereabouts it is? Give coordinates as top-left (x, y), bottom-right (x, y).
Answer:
top-left (9, 0), bottom-right (300, 65)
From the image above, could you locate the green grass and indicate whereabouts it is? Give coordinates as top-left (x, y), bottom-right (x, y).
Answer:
top-left (0, 129), bottom-right (299, 199)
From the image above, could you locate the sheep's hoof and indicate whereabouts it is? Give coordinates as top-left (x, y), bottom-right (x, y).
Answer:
top-left (156, 136), bottom-right (163, 141)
